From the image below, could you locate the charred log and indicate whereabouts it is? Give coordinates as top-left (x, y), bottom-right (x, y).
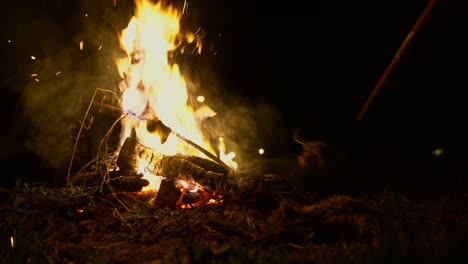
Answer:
top-left (116, 134), bottom-right (139, 172)
top-left (117, 136), bottom-right (238, 193)
top-left (153, 179), bottom-right (181, 209)
top-left (71, 168), bottom-right (149, 194)
top-left (155, 154), bottom-right (238, 193)
top-left (106, 173), bottom-right (149, 193)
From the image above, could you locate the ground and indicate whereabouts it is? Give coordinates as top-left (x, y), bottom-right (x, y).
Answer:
top-left (2, 160), bottom-right (468, 263)
top-left (2, 1), bottom-right (468, 262)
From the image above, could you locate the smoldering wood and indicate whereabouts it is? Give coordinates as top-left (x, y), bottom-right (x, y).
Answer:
top-left (117, 136), bottom-right (239, 193)
top-left (175, 188), bottom-right (214, 209)
top-left (72, 168), bottom-right (149, 194)
top-left (116, 134), bottom-right (139, 171)
top-left (155, 154), bottom-right (238, 193)
top-left (153, 179), bottom-right (181, 209)
top-left (105, 173), bottom-right (150, 193)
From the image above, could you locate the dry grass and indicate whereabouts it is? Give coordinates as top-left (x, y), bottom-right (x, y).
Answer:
top-left (1, 177), bottom-right (468, 263)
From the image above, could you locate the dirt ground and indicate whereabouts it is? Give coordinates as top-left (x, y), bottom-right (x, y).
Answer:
top-left (2, 166), bottom-right (468, 264)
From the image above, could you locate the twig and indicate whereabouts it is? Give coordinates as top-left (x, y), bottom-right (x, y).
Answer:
top-left (96, 114), bottom-right (128, 186)
top-left (79, 98), bottom-right (123, 113)
top-left (171, 131), bottom-right (234, 173)
top-left (67, 88), bottom-right (121, 187)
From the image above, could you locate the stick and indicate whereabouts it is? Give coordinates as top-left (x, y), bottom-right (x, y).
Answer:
top-left (171, 131), bottom-right (233, 173)
top-left (68, 88), bottom-right (120, 187)
top-left (356, 0), bottom-right (439, 122)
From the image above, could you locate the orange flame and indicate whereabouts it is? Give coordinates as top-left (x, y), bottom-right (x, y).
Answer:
top-left (116, 0), bottom-right (237, 191)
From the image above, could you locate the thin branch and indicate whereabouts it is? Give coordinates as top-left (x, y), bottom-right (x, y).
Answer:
top-left (67, 88), bottom-right (122, 187)
top-left (356, 0), bottom-right (439, 122)
top-left (172, 131), bottom-right (233, 173)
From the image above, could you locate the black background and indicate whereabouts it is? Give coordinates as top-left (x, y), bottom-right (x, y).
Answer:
top-left (1, 0), bottom-right (467, 188)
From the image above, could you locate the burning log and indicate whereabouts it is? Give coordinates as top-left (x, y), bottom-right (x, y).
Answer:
top-left (117, 135), bottom-right (238, 193)
top-left (135, 117), bottom-right (234, 173)
top-left (116, 133), bottom-right (139, 172)
top-left (156, 154), bottom-right (237, 193)
top-left (152, 178), bottom-right (219, 209)
top-left (79, 98), bottom-right (235, 173)
top-left (152, 179), bottom-right (180, 209)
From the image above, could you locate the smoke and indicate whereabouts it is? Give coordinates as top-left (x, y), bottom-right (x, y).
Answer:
top-left (199, 91), bottom-right (289, 170)
top-left (4, 0), bottom-right (127, 179)
top-left (4, 0), bottom-right (289, 181)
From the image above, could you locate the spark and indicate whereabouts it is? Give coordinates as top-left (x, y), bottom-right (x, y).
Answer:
top-left (85, 13), bottom-right (88, 17)
top-left (10, 236), bottom-right (14, 248)
top-left (258, 148), bottom-right (265, 155)
top-left (98, 45), bottom-right (103, 51)
top-left (7, 39), bottom-right (11, 43)
top-left (31, 56), bottom-right (36, 60)
top-left (79, 40), bottom-right (84, 50)
top-left (34, 78), bottom-right (39, 82)
top-left (196, 95), bottom-right (205, 103)
top-left (30, 73), bottom-right (37, 77)
top-left (56, 71), bottom-right (61, 76)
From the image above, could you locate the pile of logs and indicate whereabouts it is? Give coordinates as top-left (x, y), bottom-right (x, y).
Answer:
top-left (115, 134), bottom-right (238, 208)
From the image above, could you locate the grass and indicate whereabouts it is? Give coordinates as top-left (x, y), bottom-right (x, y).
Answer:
top-left (1, 175), bottom-right (468, 263)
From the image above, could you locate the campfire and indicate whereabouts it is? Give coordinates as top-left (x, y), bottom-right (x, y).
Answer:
top-left (72, 0), bottom-right (239, 209)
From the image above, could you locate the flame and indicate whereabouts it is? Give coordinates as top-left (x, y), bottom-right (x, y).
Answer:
top-left (116, 0), bottom-right (236, 190)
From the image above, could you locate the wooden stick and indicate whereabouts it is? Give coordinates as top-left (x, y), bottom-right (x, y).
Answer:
top-left (356, 0), bottom-right (439, 122)
top-left (171, 131), bottom-right (233, 173)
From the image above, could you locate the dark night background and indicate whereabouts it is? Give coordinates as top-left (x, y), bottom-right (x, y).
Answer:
top-left (1, 0), bottom-right (467, 192)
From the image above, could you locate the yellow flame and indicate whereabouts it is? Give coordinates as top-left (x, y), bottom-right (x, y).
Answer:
top-left (116, 0), bottom-right (237, 190)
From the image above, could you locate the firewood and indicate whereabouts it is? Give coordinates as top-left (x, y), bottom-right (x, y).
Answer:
top-left (154, 154), bottom-right (238, 193)
top-left (117, 136), bottom-right (238, 193)
top-left (79, 98), bottom-right (234, 173)
top-left (153, 179), bottom-right (181, 209)
top-left (107, 174), bottom-right (149, 193)
top-left (116, 134), bottom-right (139, 172)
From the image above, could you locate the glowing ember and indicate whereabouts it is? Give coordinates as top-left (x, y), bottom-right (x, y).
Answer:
top-left (116, 0), bottom-right (237, 191)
